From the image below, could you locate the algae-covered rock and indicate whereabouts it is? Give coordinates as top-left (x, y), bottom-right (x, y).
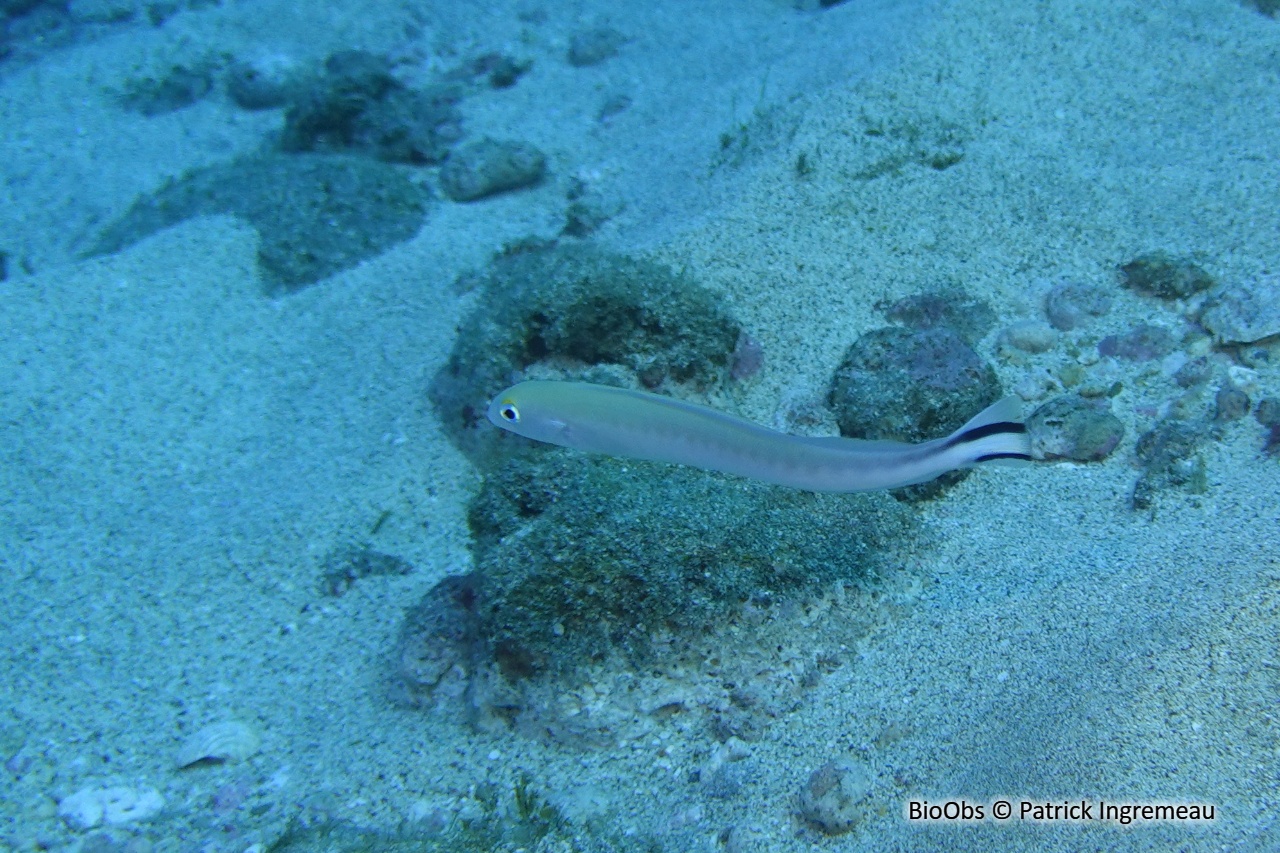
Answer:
top-left (439, 138), bottom-right (546, 201)
top-left (87, 153), bottom-right (431, 291)
top-left (798, 759), bottom-right (874, 835)
top-left (280, 50), bottom-right (464, 164)
top-left (429, 242), bottom-right (741, 459)
top-left (1044, 281), bottom-right (1112, 331)
top-left (465, 448), bottom-right (913, 677)
top-left (877, 289), bottom-right (996, 345)
top-left (1026, 395), bottom-right (1124, 462)
top-left (1198, 276), bottom-right (1280, 346)
top-left (1131, 420), bottom-right (1208, 511)
top-left (828, 326), bottom-right (1001, 443)
top-left (827, 325), bottom-right (1003, 500)
top-left (1118, 251), bottom-right (1215, 300)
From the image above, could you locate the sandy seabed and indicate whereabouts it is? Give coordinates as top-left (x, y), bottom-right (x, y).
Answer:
top-left (2, 0), bottom-right (1278, 850)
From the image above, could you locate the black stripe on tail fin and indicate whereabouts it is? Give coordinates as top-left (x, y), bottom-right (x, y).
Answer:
top-left (975, 450), bottom-right (1033, 463)
top-left (943, 397), bottom-right (1034, 463)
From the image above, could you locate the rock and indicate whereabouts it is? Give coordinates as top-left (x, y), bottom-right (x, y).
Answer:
top-left (828, 326), bottom-right (1001, 443)
top-left (1098, 323), bottom-right (1177, 362)
top-left (1198, 276), bottom-right (1280, 345)
top-left (439, 138), bottom-right (546, 201)
top-left (1173, 355), bottom-right (1211, 388)
top-left (59, 786), bottom-right (164, 830)
top-left (878, 289), bottom-right (995, 344)
top-left (1214, 384), bottom-right (1250, 422)
top-left (225, 55), bottom-right (299, 110)
top-left (828, 324), bottom-right (1003, 500)
top-left (1044, 281), bottom-right (1111, 330)
top-left (1257, 397), bottom-right (1280, 427)
top-left (729, 331), bottom-right (765, 381)
top-left (280, 50), bottom-right (464, 164)
top-left (1027, 395), bottom-right (1124, 462)
top-left (176, 721), bottom-right (261, 768)
top-left (567, 27), bottom-right (628, 67)
top-left (798, 760), bottom-right (873, 835)
top-left (1258, 398), bottom-right (1280, 455)
top-left (1132, 420), bottom-right (1208, 510)
top-left (396, 574), bottom-right (480, 706)
top-left (1000, 320), bottom-right (1057, 354)
top-left (428, 243), bottom-right (741, 458)
top-left (86, 153), bottom-right (432, 292)
top-left (1118, 252), bottom-right (1215, 299)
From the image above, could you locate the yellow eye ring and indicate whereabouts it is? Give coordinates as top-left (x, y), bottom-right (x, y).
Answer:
top-left (498, 402), bottom-right (519, 423)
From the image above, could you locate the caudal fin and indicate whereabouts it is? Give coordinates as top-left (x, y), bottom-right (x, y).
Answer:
top-left (945, 396), bottom-right (1033, 465)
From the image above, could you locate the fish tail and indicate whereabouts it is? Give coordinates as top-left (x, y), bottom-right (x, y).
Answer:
top-left (944, 396), bottom-right (1033, 466)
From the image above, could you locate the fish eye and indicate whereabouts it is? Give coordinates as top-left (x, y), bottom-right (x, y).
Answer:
top-left (499, 403), bottom-right (519, 423)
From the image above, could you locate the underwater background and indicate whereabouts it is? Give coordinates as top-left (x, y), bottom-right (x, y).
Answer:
top-left (1, 0), bottom-right (1278, 850)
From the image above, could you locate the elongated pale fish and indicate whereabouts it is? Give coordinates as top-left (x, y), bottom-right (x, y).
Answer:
top-left (487, 380), bottom-right (1032, 492)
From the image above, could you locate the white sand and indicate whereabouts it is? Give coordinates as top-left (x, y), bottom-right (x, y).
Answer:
top-left (1, 0), bottom-right (1277, 850)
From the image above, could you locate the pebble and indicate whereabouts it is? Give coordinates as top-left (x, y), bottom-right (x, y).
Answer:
top-left (1026, 395), bottom-right (1125, 462)
top-left (1197, 275), bottom-right (1280, 345)
top-left (797, 759), bottom-right (873, 835)
top-left (567, 27), bottom-right (629, 67)
top-left (1214, 383), bottom-right (1250, 422)
top-left (1000, 320), bottom-right (1057, 354)
top-left (1118, 252), bottom-right (1215, 299)
top-left (439, 138), bottom-right (547, 201)
top-left (225, 55), bottom-right (300, 110)
top-left (1044, 281), bottom-right (1112, 330)
top-left (58, 785), bottom-right (165, 830)
top-left (1098, 323), bottom-right (1177, 362)
top-left (175, 720), bottom-right (261, 768)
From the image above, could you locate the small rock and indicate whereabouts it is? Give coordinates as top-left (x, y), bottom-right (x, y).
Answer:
top-left (1026, 395), bottom-right (1124, 462)
top-left (798, 759), bottom-right (873, 835)
top-left (567, 27), bottom-right (628, 67)
top-left (439, 138), bottom-right (546, 201)
top-left (176, 721), bottom-right (260, 768)
top-left (1198, 276), bottom-right (1280, 345)
top-left (729, 331), bottom-right (765, 381)
top-left (225, 55), bottom-right (299, 110)
top-left (280, 50), bottom-right (464, 164)
top-left (1000, 320), bottom-right (1057, 354)
top-left (1173, 355), bottom-right (1211, 388)
top-left (1118, 251), bottom-right (1215, 299)
top-left (878, 290), bottom-right (995, 344)
top-left (1257, 397), bottom-right (1280, 427)
top-left (1214, 383), bottom-right (1250, 422)
top-left (1098, 323), bottom-right (1177, 362)
top-left (1132, 420), bottom-right (1208, 510)
top-left (397, 574), bottom-right (480, 705)
top-left (1257, 397), bottom-right (1280, 455)
top-left (1044, 281), bottom-right (1112, 330)
top-left (59, 786), bottom-right (165, 830)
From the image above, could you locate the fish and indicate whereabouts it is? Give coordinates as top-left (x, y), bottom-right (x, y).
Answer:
top-left (487, 380), bottom-right (1032, 491)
